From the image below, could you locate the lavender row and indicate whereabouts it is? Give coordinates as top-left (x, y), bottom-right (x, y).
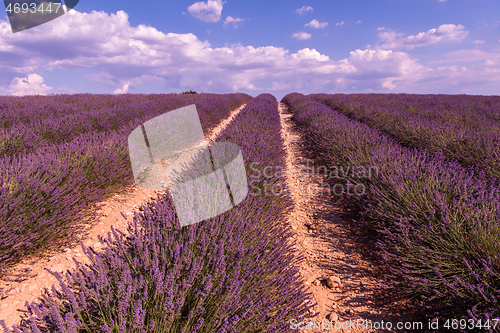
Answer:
top-left (311, 93), bottom-right (500, 130)
top-left (0, 93), bottom-right (251, 276)
top-left (310, 93), bottom-right (500, 182)
top-left (0, 93), bottom-right (219, 130)
top-left (395, 94), bottom-right (500, 133)
top-left (0, 94), bottom-right (192, 158)
top-left (0, 93), bottom-right (249, 159)
top-left (3, 94), bottom-right (313, 332)
top-left (283, 93), bottom-right (500, 329)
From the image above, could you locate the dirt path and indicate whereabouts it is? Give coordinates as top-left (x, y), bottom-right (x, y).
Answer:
top-left (278, 102), bottom-right (421, 333)
top-left (0, 103), bottom-right (247, 328)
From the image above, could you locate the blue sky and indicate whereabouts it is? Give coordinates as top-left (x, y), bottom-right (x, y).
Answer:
top-left (1, 0), bottom-right (499, 100)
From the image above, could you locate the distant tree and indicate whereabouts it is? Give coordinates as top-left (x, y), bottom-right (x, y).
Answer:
top-left (181, 90), bottom-right (198, 94)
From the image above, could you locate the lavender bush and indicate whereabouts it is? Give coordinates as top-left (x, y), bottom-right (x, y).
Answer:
top-left (310, 93), bottom-right (500, 181)
top-left (283, 92), bottom-right (500, 332)
top-left (2, 94), bottom-right (313, 332)
top-left (0, 93), bottom-right (251, 276)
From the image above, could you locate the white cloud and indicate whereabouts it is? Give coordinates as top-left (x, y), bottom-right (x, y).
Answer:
top-left (472, 40), bottom-right (486, 45)
top-left (114, 81), bottom-right (131, 94)
top-left (348, 49), bottom-right (426, 77)
top-left (335, 21), bottom-right (345, 26)
top-left (223, 16), bottom-right (246, 28)
top-left (356, 20), bottom-right (362, 24)
top-left (305, 19), bottom-right (328, 29)
top-left (382, 80), bottom-right (396, 90)
top-left (434, 49), bottom-right (500, 63)
top-left (377, 24), bottom-right (469, 50)
top-left (295, 6), bottom-right (313, 15)
top-left (292, 32), bottom-right (312, 40)
top-left (1, 74), bottom-right (52, 96)
top-left (292, 48), bottom-right (330, 61)
top-left (187, 0), bottom-right (226, 23)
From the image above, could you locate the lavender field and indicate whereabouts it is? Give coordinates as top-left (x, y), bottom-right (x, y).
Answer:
top-left (1, 92), bottom-right (499, 332)
top-left (0, 92), bottom-right (251, 274)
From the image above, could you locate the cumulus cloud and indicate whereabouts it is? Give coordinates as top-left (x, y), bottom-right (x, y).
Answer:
top-left (292, 48), bottom-right (330, 61)
top-left (472, 40), bottom-right (486, 45)
top-left (113, 81), bottom-right (132, 94)
top-left (305, 19), bottom-right (328, 29)
top-left (348, 49), bottom-right (426, 77)
top-left (223, 16), bottom-right (246, 28)
top-left (377, 24), bottom-right (469, 50)
top-left (335, 21), bottom-right (345, 26)
top-left (1, 73), bottom-right (52, 96)
top-left (187, 0), bottom-right (226, 23)
top-left (292, 32), bottom-right (312, 40)
top-left (342, 48), bottom-right (499, 94)
top-left (295, 6), bottom-right (313, 15)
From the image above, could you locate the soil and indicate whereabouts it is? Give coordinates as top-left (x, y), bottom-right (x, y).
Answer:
top-left (1, 101), bottom-right (423, 332)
